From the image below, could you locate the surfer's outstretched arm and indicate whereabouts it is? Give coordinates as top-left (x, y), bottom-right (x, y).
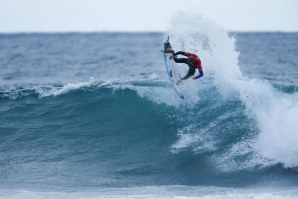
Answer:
top-left (173, 57), bottom-right (188, 64)
top-left (171, 51), bottom-right (188, 63)
top-left (173, 51), bottom-right (186, 56)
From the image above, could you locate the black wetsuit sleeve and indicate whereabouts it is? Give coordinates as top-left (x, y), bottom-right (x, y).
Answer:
top-left (173, 57), bottom-right (188, 64)
top-left (173, 51), bottom-right (186, 56)
top-left (172, 51), bottom-right (188, 63)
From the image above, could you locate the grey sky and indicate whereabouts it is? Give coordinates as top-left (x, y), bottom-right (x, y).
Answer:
top-left (0, 0), bottom-right (297, 32)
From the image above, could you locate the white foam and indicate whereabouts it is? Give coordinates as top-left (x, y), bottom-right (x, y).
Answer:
top-left (167, 13), bottom-right (242, 96)
top-left (237, 79), bottom-right (298, 167)
top-left (166, 13), bottom-right (298, 168)
top-left (36, 77), bottom-right (97, 97)
top-left (171, 126), bottom-right (217, 154)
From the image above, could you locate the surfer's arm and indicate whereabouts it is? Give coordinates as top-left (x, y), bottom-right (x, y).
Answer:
top-left (173, 51), bottom-right (186, 56)
top-left (194, 71), bottom-right (204, 79)
top-left (173, 57), bottom-right (188, 64)
top-left (193, 67), bottom-right (204, 80)
top-left (171, 51), bottom-right (187, 62)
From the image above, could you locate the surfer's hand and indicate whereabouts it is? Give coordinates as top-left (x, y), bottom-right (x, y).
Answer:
top-left (169, 56), bottom-right (173, 60)
top-left (166, 48), bottom-right (174, 53)
top-left (192, 76), bottom-right (198, 80)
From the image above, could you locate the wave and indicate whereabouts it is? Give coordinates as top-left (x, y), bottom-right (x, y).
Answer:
top-left (1, 14), bottom-right (298, 188)
top-left (1, 77), bottom-right (297, 164)
top-left (1, 79), bottom-right (298, 187)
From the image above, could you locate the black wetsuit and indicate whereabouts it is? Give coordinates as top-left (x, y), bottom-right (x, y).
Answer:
top-left (172, 51), bottom-right (196, 80)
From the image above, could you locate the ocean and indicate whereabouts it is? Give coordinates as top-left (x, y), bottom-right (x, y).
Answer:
top-left (1, 15), bottom-right (298, 198)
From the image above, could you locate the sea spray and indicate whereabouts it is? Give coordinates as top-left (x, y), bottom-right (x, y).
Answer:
top-left (166, 13), bottom-right (298, 169)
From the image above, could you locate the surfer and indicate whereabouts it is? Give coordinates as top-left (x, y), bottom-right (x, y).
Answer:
top-left (166, 48), bottom-right (203, 82)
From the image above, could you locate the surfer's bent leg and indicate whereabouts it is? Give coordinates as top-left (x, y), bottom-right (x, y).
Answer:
top-left (181, 67), bottom-right (196, 80)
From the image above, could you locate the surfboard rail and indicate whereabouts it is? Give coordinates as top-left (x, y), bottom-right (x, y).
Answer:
top-left (162, 37), bottom-right (184, 99)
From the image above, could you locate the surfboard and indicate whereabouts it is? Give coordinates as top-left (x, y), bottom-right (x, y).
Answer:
top-left (162, 37), bottom-right (184, 99)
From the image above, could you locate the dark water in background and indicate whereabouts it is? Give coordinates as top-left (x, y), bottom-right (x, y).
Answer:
top-left (0, 29), bottom-right (298, 198)
top-left (236, 32), bottom-right (298, 83)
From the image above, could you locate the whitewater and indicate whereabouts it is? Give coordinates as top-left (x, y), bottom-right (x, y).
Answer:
top-left (1, 13), bottom-right (298, 198)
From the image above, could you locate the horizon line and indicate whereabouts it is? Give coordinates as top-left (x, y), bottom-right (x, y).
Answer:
top-left (1, 30), bottom-right (298, 34)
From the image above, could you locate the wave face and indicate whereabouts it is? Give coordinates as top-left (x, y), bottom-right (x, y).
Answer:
top-left (1, 14), bottom-right (298, 193)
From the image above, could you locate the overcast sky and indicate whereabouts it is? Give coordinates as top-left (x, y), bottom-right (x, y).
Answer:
top-left (0, 0), bottom-right (297, 32)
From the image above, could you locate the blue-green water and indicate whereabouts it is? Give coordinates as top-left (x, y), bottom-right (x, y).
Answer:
top-left (1, 16), bottom-right (298, 198)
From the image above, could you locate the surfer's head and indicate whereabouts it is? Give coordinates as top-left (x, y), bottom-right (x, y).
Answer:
top-left (188, 56), bottom-right (196, 66)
